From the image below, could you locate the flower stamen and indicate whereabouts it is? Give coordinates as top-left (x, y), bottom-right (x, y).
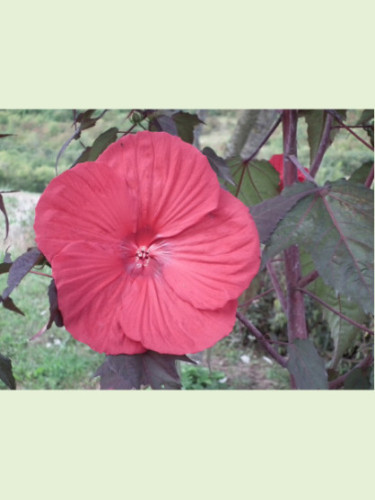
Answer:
top-left (135, 245), bottom-right (150, 268)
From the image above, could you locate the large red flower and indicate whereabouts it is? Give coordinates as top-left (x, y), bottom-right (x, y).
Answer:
top-left (34, 131), bottom-right (260, 355)
top-left (269, 154), bottom-right (308, 190)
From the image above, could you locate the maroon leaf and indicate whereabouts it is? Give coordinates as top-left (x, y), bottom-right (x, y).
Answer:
top-left (95, 351), bottom-right (194, 390)
top-left (1, 247), bottom-right (42, 300)
top-left (149, 114), bottom-right (178, 136)
top-left (0, 193), bottom-right (10, 239)
top-left (249, 182), bottom-right (322, 244)
top-left (287, 339), bottom-right (328, 389)
top-left (0, 353), bottom-right (16, 389)
top-left (202, 147), bottom-right (235, 185)
top-left (47, 280), bottom-right (64, 328)
top-left (1, 296), bottom-right (25, 316)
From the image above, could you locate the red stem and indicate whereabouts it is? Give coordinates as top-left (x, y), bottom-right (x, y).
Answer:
top-left (282, 110), bottom-right (308, 341)
top-left (327, 110), bottom-right (374, 151)
top-left (236, 311), bottom-right (287, 367)
top-left (298, 287), bottom-right (374, 335)
top-left (365, 164), bottom-right (374, 188)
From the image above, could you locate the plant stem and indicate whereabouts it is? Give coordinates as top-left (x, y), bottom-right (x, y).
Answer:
top-left (236, 311), bottom-right (287, 367)
top-left (242, 113), bottom-right (283, 165)
top-left (29, 270), bottom-right (53, 278)
top-left (329, 353), bottom-right (373, 389)
top-left (266, 262), bottom-right (287, 312)
top-left (283, 110), bottom-right (308, 341)
top-left (298, 287), bottom-right (374, 335)
top-left (238, 287), bottom-right (274, 308)
top-left (327, 110), bottom-right (374, 151)
top-left (297, 270), bottom-right (319, 288)
top-left (365, 164), bottom-right (374, 188)
top-left (309, 112), bottom-right (334, 177)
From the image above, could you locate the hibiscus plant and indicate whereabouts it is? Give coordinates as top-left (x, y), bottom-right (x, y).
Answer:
top-left (0, 109), bottom-right (373, 390)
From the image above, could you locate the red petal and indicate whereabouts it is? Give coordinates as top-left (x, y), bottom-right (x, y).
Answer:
top-left (34, 160), bottom-right (137, 262)
top-left (119, 276), bottom-right (238, 354)
top-left (98, 131), bottom-right (220, 238)
top-left (161, 189), bottom-right (260, 309)
top-left (52, 241), bottom-right (146, 354)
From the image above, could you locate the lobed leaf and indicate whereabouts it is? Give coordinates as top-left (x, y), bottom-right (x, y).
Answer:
top-left (287, 339), bottom-right (328, 389)
top-left (311, 278), bottom-right (367, 370)
top-left (1, 247), bottom-right (43, 300)
top-left (1, 296), bottom-right (25, 316)
top-left (262, 180), bottom-right (374, 314)
top-left (0, 353), bottom-right (16, 389)
top-left (202, 147), bottom-right (234, 185)
top-left (172, 111), bottom-right (203, 144)
top-left (229, 158), bottom-right (280, 207)
top-left (95, 351), bottom-right (194, 390)
top-left (250, 181), bottom-right (321, 244)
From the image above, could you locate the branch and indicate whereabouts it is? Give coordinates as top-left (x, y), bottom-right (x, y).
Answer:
top-left (309, 112), bottom-right (334, 177)
top-left (236, 311), bottom-right (287, 367)
top-left (242, 113), bottom-right (283, 165)
top-left (365, 164), bottom-right (374, 188)
top-left (238, 287), bottom-right (274, 308)
top-left (329, 353), bottom-right (373, 389)
top-left (283, 110), bottom-right (309, 341)
top-left (297, 270), bottom-right (319, 288)
top-left (298, 287), bottom-right (374, 335)
top-left (327, 110), bottom-right (374, 151)
top-left (266, 262), bottom-right (287, 312)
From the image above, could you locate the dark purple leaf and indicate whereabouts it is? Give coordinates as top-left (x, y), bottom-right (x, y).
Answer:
top-left (95, 351), bottom-right (194, 390)
top-left (1, 247), bottom-right (43, 300)
top-left (202, 147), bottom-right (235, 185)
top-left (0, 193), bottom-right (10, 239)
top-left (150, 114), bottom-right (178, 136)
top-left (1, 296), bottom-right (25, 316)
top-left (249, 182), bottom-right (321, 243)
top-left (0, 262), bottom-right (12, 275)
top-left (287, 339), bottom-right (328, 389)
top-left (47, 280), bottom-right (64, 328)
top-left (0, 353), bottom-right (16, 389)
top-left (262, 180), bottom-right (374, 314)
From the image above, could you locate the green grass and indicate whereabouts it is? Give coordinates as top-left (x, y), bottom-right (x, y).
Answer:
top-left (0, 272), bottom-right (104, 389)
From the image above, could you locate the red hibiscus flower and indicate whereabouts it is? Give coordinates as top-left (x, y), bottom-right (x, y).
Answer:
top-left (269, 154), bottom-right (308, 190)
top-left (34, 131), bottom-right (260, 355)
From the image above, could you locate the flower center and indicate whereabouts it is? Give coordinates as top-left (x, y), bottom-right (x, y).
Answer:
top-left (135, 245), bottom-right (150, 268)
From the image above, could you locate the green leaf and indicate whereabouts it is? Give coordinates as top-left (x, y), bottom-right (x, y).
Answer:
top-left (304, 110), bottom-right (327, 165)
top-left (343, 367), bottom-right (372, 389)
top-left (89, 127), bottom-right (119, 161)
top-left (262, 180), bottom-right (374, 314)
top-left (355, 109), bottom-right (374, 126)
top-left (172, 111), bottom-right (203, 144)
top-left (202, 147), bottom-right (234, 185)
top-left (229, 158), bottom-right (280, 207)
top-left (311, 278), bottom-right (367, 369)
top-left (287, 339), bottom-right (328, 389)
top-left (303, 110), bottom-right (346, 165)
top-left (250, 181), bottom-right (321, 244)
top-left (349, 161), bottom-right (373, 184)
top-left (0, 353), bottom-right (16, 389)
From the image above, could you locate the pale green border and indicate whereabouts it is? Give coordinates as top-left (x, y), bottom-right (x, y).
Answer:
top-left (1, 1), bottom-right (374, 499)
